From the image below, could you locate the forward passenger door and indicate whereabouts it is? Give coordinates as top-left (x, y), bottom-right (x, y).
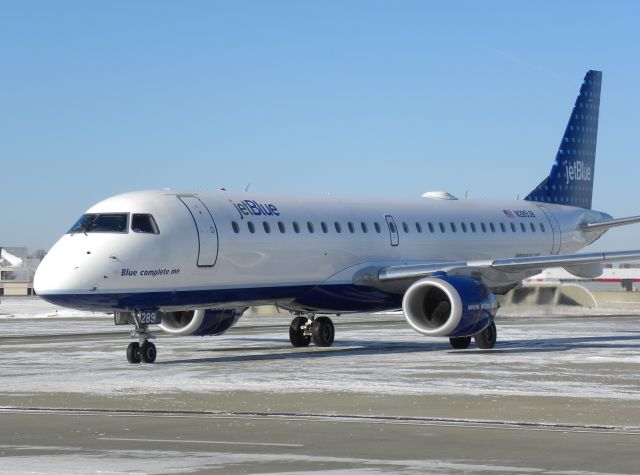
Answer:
top-left (178, 196), bottom-right (219, 267)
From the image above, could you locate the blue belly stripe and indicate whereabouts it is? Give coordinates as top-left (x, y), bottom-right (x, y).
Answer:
top-left (39, 283), bottom-right (402, 313)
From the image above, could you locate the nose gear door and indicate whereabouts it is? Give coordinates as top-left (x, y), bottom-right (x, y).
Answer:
top-left (178, 196), bottom-right (219, 267)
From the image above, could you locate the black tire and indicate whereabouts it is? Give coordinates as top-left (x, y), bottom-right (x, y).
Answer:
top-left (140, 341), bottom-right (157, 363)
top-left (449, 336), bottom-right (472, 349)
top-left (474, 321), bottom-right (497, 349)
top-left (127, 342), bottom-right (141, 364)
top-left (312, 316), bottom-right (335, 347)
top-left (289, 317), bottom-right (311, 347)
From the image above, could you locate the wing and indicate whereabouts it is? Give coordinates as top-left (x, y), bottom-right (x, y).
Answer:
top-left (353, 250), bottom-right (640, 289)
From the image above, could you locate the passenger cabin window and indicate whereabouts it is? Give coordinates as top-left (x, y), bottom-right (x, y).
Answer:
top-left (428, 222), bottom-right (435, 233)
top-left (540, 223), bottom-right (546, 232)
top-left (307, 222), bottom-right (314, 233)
top-left (293, 221), bottom-right (300, 233)
top-left (335, 222), bottom-right (342, 233)
top-left (450, 222), bottom-right (457, 233)
top-left (374, 222), bottom-right (382, 233)
top-left (490, 223), bottom-right (496, 233)
top-left (439, 222), bottom-right (445, 233)
top-left (131, 214), bottom-right (159, 234)
top-left (321, 222), bottom-right (329, 233)
top-left (510, 222), bottom-right (517, 232)
top-left (247, 221), bottom-right (256, 233)
top-left (461, 222), bottom-right (467, 233)
top-left (470, 223), bottom-right (476, 233)
top-left (500, 223), bottom-right (506, 233)
top-left (232, 221), bottom-right (240, 234)
top-left (68, 213), bottom-right (128, 234)
top-left (415, 222), bottom-right (422, 233)
top-left (278, 221), bottom-right (286, 233)
top-left (263, 221), bottom-right (271, 233)
top-left (520, 222), bottom-right (526, 232)
top-left (530, 222), bottom-right (536, 232)
top-left (361, 222), bottom-right (368, 233)
top-left (402, 222), bottom-right (409, 233)
top-left (480, 223), bottom-right (487, 233)
top-left (348, 222), bottom-right (355, 233)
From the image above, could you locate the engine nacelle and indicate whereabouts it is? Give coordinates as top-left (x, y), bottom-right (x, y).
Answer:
top-left (402, 276), bottom-right (497, 337)
top-left (159, 308), bottom-right (245, 336)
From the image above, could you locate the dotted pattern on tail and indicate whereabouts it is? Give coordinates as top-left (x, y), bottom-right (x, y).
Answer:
top-left (525, 70), bottom-right (602, 209)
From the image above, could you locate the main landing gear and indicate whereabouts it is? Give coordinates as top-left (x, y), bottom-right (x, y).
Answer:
top-left (126, 311), bottom-right (157, 364)
top-left (448, 322), bottom-right (497, 350)
top-left (289, 314), bottom-right (335, 347)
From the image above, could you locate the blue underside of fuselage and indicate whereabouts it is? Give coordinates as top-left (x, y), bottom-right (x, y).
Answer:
top-left (39, 283), bottom-right (404, 313)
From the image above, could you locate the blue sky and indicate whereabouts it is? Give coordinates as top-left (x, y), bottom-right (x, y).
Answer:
top-left (1, 1), bottom-right (639, 251)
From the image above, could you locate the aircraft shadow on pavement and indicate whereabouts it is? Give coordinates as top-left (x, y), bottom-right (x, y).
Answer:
top-left (493, 334), bottom-right (640, 354)
top-left (158, 333), bottom-right (640, 364)
top-left (159, 340), bottom-right (447, 365)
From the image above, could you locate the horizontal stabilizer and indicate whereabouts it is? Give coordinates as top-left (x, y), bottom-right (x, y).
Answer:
top-left (581, 215), bottom-right (640, 231)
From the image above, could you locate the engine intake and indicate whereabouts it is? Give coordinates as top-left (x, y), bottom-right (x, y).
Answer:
top-left (159, 308), bottom-right (245, 336)
top-left (402, 276), bottom-right (497, 337)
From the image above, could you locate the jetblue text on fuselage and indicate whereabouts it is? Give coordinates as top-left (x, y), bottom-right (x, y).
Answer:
top-left (231, 200), bottom-right (280, 220)
top-left (565, 161), bottom-right (592, 184)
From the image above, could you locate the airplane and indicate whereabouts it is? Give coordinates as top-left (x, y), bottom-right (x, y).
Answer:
top-left (34, 70), bottom-right (640, 364)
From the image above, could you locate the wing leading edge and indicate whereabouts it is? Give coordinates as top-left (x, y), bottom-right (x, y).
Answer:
top-left (363, 250), bottom-right (640, 284)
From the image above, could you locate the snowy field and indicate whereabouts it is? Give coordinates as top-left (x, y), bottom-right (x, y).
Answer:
top-left (1, 297), bottom-right (640, 405)
top-left (2, 297), bottom-right (640, 474)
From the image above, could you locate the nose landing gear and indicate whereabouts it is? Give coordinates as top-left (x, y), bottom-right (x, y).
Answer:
top-left (126, 311), bottom-right (157, 364)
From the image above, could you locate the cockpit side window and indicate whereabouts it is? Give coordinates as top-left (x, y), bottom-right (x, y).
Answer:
top-left (131, 214), bottom-right (160, 234)
top-left (68, 213), bottom-right (129, 234)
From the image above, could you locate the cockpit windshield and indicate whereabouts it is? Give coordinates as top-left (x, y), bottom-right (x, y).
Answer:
top-left (68, 213), bottom-right (129, 234)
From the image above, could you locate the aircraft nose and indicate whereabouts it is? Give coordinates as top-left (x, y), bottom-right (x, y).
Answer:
top-left (34, 245), bottom-right (66, 296)
top-left (34, 236), bottom-right (87, 297)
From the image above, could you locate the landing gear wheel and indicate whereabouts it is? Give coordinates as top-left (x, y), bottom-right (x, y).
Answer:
top-left (449, 336), bottom-right (472, 349)
top-left (140, 341), bottom-right (157, 363)
top-left (474, 322), bottom-right (497, 349)
top-left (289, 316), bottom-right (311, 347)
top-left (127, 342), bottom-right (141, 364)
top-left (312, 316), bottom-right (335, 347)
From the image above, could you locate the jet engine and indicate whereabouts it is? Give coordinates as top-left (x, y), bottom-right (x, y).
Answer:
top-left (402, 276), bottom-right (497, 337)
top-left (159, 308), bottom-right (246, 336)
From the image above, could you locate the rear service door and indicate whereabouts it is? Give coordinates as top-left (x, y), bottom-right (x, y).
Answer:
top-left (179, 196), bottom-right (219, 267)
top-left (536, 205), bottom-right (561, 255)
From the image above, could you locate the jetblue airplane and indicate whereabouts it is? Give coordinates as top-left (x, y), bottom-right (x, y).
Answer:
top-left (35, 70), bottom-right (640, 364)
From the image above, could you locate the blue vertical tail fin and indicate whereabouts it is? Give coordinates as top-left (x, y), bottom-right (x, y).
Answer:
top-left (524, 70), bottom-right (602, 209)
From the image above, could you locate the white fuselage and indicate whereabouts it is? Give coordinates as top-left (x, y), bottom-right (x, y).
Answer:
top-left (34, 190), bottom-right (609, 313)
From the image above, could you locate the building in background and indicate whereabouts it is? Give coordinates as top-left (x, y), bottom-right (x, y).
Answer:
top-left (525, 263), bottom-right (640, 291)
top-left (0, 247), bottom-right (42, 296)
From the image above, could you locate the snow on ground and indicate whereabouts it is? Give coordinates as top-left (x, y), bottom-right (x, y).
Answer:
top-left (0, 296), bottom-right (110, 320)
top-left (0, 449), bottom-right (547, 475)
top-left (1, 298), bottom-right (640, 402)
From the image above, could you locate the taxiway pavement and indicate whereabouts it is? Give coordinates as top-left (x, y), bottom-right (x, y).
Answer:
top-left (1, 297), bottom-right (640, 473)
